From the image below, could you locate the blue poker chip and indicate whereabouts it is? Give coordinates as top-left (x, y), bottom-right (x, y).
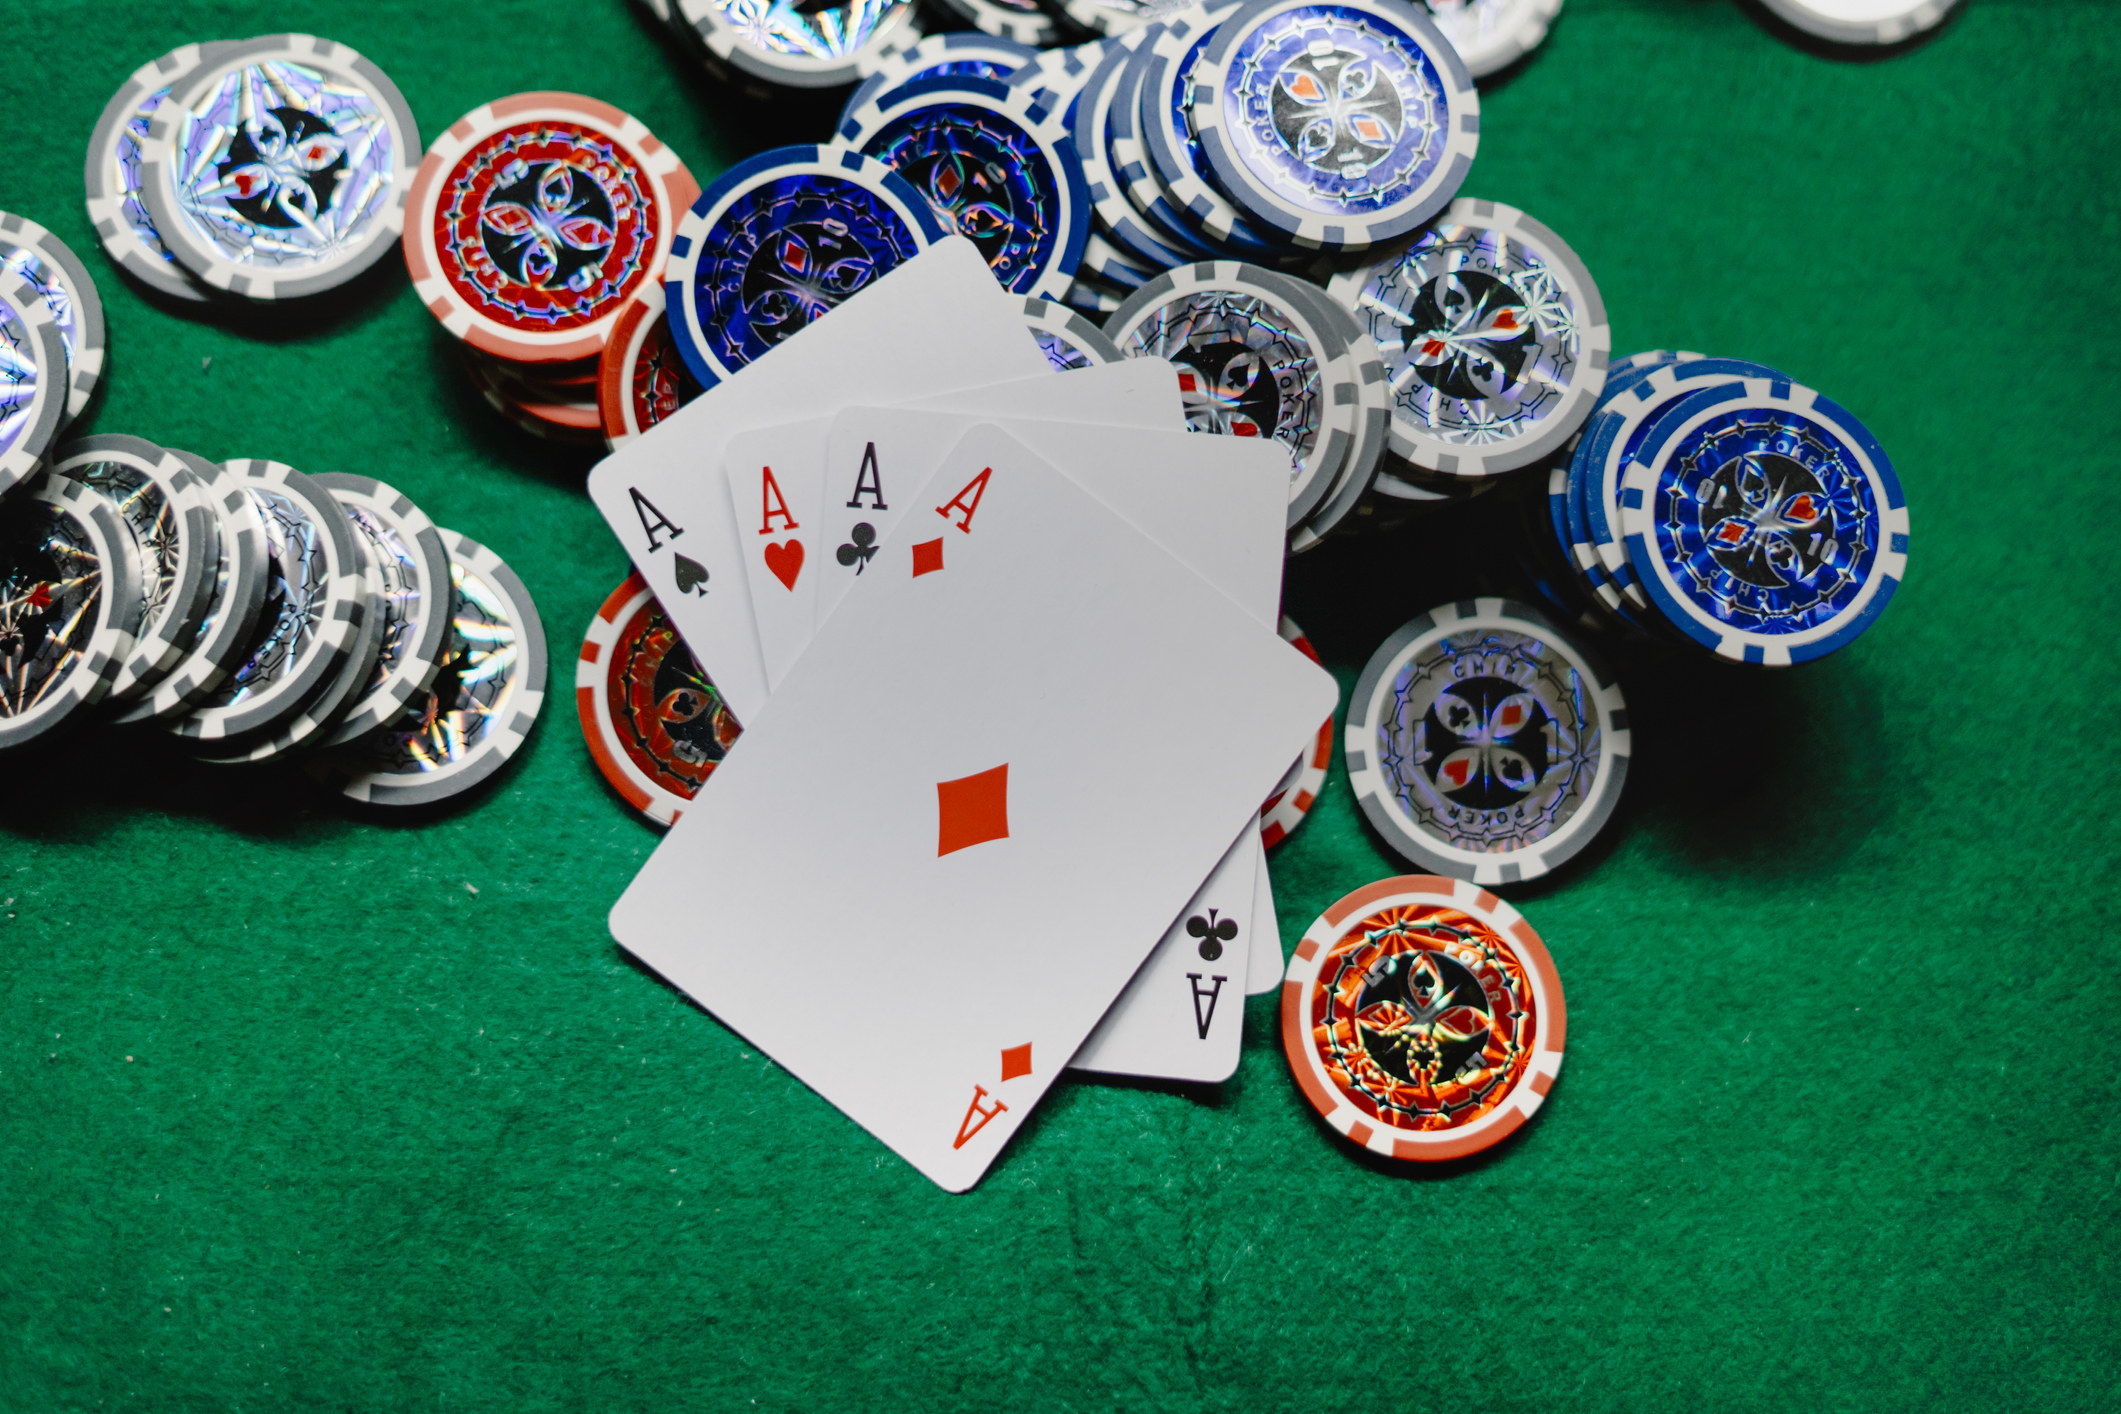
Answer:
top-left (1619, 379), bottom-right (1910, 665)
top-left (1135, 4), bottom-right (1295, 258)
top-left (839, 32), bottom-right (1037, 131)
top-left (1192, 0), bottom-right (1480, 252)
top-left (839, 76), bottom-right (1090, 301)
top-left (1072, 32), bottom-right (1203, 272)
top-left (1105, 26), bottom-right (1228, 261)
top-left (664, 144), bottom-right (947, 388)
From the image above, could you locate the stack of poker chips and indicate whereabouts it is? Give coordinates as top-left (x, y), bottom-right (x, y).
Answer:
top-left (0, 214), bottom-right (102, 496)
top-left (83, 36), bottom-right (420, 308)
top-left (0, 439), bottom-right (548, 806)
top-left (399, 93), bottom-right (702, 450)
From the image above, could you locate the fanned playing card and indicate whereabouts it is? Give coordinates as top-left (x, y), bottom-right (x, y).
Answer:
top-left (724, 423), bottom-right (826, 690)
top-left (610, 424), bottom-right (1335, 1190)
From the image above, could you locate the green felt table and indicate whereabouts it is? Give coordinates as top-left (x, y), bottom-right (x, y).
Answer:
top-left (3, 0), bottom-right (2115, 1408)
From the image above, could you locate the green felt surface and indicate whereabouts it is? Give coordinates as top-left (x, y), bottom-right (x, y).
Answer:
top-left (2, 0), bottom-right (2115, 1408)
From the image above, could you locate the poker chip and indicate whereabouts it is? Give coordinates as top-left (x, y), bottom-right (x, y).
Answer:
top-left (1274, 273), bottom-right (1389, 549)
top-left (0, 274), bottom-right (69, 496)
top-left (1192, 0), bottom-right (1480, 251)
top-left (1106, 28), bottom-right (1232, 261)
top-left (1078, 229), bottom-right (1157, 290)
top-left (1021, 295), bottom-right (1124, 371)
top-left (1260, 615), bottom-right (1334, 848)
top-left (665, 144), bottom-right (946, 388)
top-left (312, 530), bottom-right (548, 806)
top-left (1280, 873), bottom-right (1566, 1161)
top-left (404, 92), bottom-right (700, 366)
top-left (1424, 0), bottom-right (1565, 78)
top-left (460, 348), bottom-right (606, 445)
top-left (1059, 0), bottom-right (1200, 38)
top-left (1346, 598), bottom-right (1629, 885)
top-left (930, 0), bottom-right (1062, 47)
top-left (45, 436), bottom-right (219, 705)
top-left (1328, 198), bottom-right (1610, 478)
top-left (676, 0), bottom-right (922, 88)
top-left (1106, 260), bottom-right (1361, 530)
top-left (310, 474), bottom-right (455, 747)
top-left (1755, 0), bottom-right (1960, 45)
top-left (1073, 31), bottom-right (1201, 272)
top-left (81, 41), bottom-right (235, 304)
top-left (1061, 277), bottom-right (1126, 317)
top-left (842, 30), bottom-right (1038, 128)
top-left (1007, 38), bottom-right (1111, 119)
top-left (839, 77), bottom-right (1091, 301)
top-left (165, 459), bottom-right (368, 744)
top-left (1619, 377), bottom-right (1909, 665)
top-left (597, 282), bottom-right (703, 449)
top-left (138, 34), bottom-right (421, 301)
top-left (110, 450), bottom-right (273, 723)
top-left (1133, 5), bottom-right (1295, 258)
top-left (0, 474), bottom-right (145, 749)
top-left (0, 214), bottom-right (106, 425)
top-left (576, 572), bottom-right (742, 827)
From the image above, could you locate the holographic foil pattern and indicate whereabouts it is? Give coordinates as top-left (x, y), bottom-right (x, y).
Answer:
top-left (1350, 221), bottom-right (1580, 448)
top-left (1033, 329), bottom-right (1095, 371)
top-left (1305, 900), bottom-right (1539, 1133)
top-left (610, 596), bottom-right (739, 799)
top-left (861, 104), bottom-right (1062, 294)
top-left (435, 121), bottom-right (661, 334)
top-left (1374, 625), bottom-right (1601, 854)
top-left (1219, 6), bottom-right (1449, 218)
top-left (197, 487), bottom-right (327, 709)
top-left (708, 0), bottom-right (912, 60)
top-left (0, 504), bottom-right (103, 723)
top-left (630, 312), bottom-right (701, 433)
top-left (69, 459), bottom-right (178, 632)
top-left (113, 85), bottom-right (188, 273)
top-left (164, 59), bottom-right (402, 272)
top-left (686, 173), bottom-right (927, 375)
top-left (342, 506), bottom-right (421, 697)
top-left (354, 558), bottom-right (522, 778)
top-left (2, 250), bottom-right (80, 365)
top-left (1117, 289), bottom-right (1324, 468)
top-left (1652, 410), bottom-right (1881, 637)
top-left (0, 301), bottom-right (45, 459)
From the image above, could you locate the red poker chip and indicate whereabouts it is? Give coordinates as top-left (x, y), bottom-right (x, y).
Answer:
top-left (403, 92), bottom-right (701, 365)
top-left (597, 281), bottom-right (702, 449)
top-left (1260, 614), bottom-right (1333, 847)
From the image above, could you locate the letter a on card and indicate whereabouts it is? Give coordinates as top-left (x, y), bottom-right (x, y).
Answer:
top-left (725, 421), bottom-right (830, 690)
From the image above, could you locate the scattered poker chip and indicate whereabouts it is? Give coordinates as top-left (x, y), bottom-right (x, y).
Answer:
top-left (138, 34), bottom-right (421, 301)
top-left (1061, 277), bottom-right (1126, 317)
top-left (1423, 0), bottom-right (1565, 78)
top-left (930, 0), bottom-right (1062, 47)
top-left (1274, 275), bottom-right (1388, 550)
top-left (110, 450), bottom-right (272, 724)
top-left (45, 436), bottom-right (219, 705)
top-left (1260, 615), bottom-right (1334, 848)
top-left (1755, 0), bottom-right (1960, 45)
top-left (1073, 32), bottom-right (1201, 273)
top-left (676, 0), bottom-right (922, 89)
top-left (841, 30), bottom-right (1038, 128)
top-left (0, 274), bottom-right (68, 495)
top-left (840, 77), bottom-right (1091, 301)
top-left (1078, 229), bottom-right (1156, 290)
top-left (1106, 260), bottom-right (1360, 530)
top-left (1620, 378), bottom-right (1909, 665)
top-left (0, 214), bottom-right (106, 425)
top-left (312, 529), bottom-right (548, 806)
top-left (165, 459), bottom-right (368, 744)
top-left (1059, 0), bottom-right (1200, 38)
top-left (1280, 873), bottom-right (1566, 1162)
top-left (0, 474), bottom-right (144, 749)
top-left (665, 144), bottom-right (946, 388)
top-left (1193, 0), bottom-right (1480, 251)
top-left (1329, 197), bottom-right (1610, 478)
top-left (597, 282), bottom-right (703, 449)
top-left (1346, 597), bottom-right (1629, 885)
top-left (1134, 5), bottom-right (1296, 258)
top-left (81, 41), bottom-right (234, 304)
top-left (1021, 295), bottom-right (1124, 371)
top-left (1107, 28), bottom-right (1232, 261)
top-left (405, 92), bottom-right (700, 366)
top-left (310, 474), bottom-right (455, 747)
top-left (576, 572), bottom-right (742, 826)
top-left (1006, 38), bottom-right (1111, 119)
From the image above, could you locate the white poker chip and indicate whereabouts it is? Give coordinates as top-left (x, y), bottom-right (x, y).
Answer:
top-left (82, 41), bottom-right (235, 304)
top-left (310, 474), bottom-right (454, 746)
top-left (1425, 0), bottom-right (1566, 78)
top-left (0, 273), bottom-right (69, 496)
top-left (1021, 295), bottom-right (1124, 371)
top-left (0, 474), bottom-right (143, 749)
top-left (1755, 0), bottom-right (1960, 45)
top-left (677, 0), bottom-right (923, 88)
top-left (0, 213), bottom-right (107, 426)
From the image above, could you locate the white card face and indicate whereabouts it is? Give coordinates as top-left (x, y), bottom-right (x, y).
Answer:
top-left (609, 424), bottom-right (1337, 1191)
top-left (1247, 840), bottom-right (1281, 996)
top-left (813, 361), bottom-right (1187, 630)
top-left (1070, 826), bottom-right (1256, 1083)
top-left (724, 424), bottom-right (827, 690)
top-left (585, 237), bottom-right (1051, 725)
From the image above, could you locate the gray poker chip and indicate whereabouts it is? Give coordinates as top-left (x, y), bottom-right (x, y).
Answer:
top-left (46, 435), bottom-right (219, 705)
top-left (930, 0), bottom-right (1062, 47)
top-left (1346, 597), bottom-right (1630, 886)
top-left (309, 473), bottom-right (453, 746)
top-left (0, 274), bottom-right (69, 496)
top-left (164, 459), bottom-right (366, 743)
top-left (138, 34), bottom-right (421, 300)
top-left (0, 475), bottom-right (143, 750)
top-left (0, 213), bottom-right (107, 426)
top-left (109, 450), bottom-right (272, 724)
top-left (1058, 0), bottom-right (1198, 38)
top-left (1285, 289), bottom-right (1389, 552)
top-left (310, 529), bottom-right (548, 807)
top-left (1021, 295), bottom-right (1126, 371)
top-left (81, 40), bottom-right (232, 304)
top-left (1755, 0), bottom-right (1960, 45)
top-left (677, 0), bottom-right (923, 88)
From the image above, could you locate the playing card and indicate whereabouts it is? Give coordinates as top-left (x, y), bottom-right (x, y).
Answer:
top-left (724, 423), bottom-right (826, 690)
top-left (1247, 839), bottom-right (1281, 996)
top-left (610, 423), bottom-right (1336, 1191)
top-left (586, 237), bottom-right (1051, 726)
